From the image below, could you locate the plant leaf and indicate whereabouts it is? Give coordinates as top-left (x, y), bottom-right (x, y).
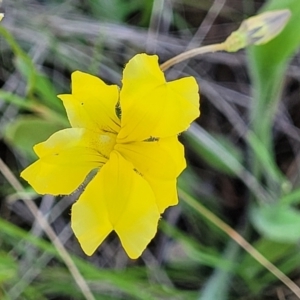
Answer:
top-left (250, 204), bottom-right (300, 243)
top-left (4, 117), bottom-right (64, 159)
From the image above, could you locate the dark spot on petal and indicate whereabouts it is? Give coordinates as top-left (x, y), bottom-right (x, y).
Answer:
top-left (115, 102), bottom-right (122, 119)
top-left (133, 168), bottom-right (143, 176)
top-left (144, 136), bottom-right (159, 142)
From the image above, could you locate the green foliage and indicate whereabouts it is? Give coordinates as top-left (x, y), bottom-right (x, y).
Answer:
top-left (87, 0), bottom-right (155, 26)
top-left (0, 251), bottom-right (17, 284)
top-left (250, 204), bottom-right (300, 242)
top-left (15, 57), bottom-right (64, 113)
top-left (248, 0), bottom-right (300, 161)
top-left (1, 0), bottom-right (300, 299)
top-left (238, 239), bottom-right (300, 293)
top-left (246, 0), bottom-right (300, 273)
top-left (185, 125), bottom-right (243, 176)
top-left (198, 241), bottom-right (240, 300)
top-left (0, 217), bottom-right (199, 299)
top-left (4, 116), bottom-right (64, 159)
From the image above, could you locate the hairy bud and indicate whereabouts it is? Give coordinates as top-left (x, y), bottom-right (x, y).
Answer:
top-left (224, 9), bottom-right (291, 52)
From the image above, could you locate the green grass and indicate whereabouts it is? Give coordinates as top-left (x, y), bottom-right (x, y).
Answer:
top-left (1, 0), bottom-right (300, 299)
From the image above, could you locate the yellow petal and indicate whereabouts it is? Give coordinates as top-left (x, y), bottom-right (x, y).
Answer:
top-left (118, 53), bottom-right (200, 142)
top-left (155, 136), bottom-right (186, 176)
top-left (58, 71), bottom-right (120, 133)
top-left (145, 177), bottom-right (179, 213)
top-left (115, 136), bottom-right (186, 180)
top-left (108, 152), bottom-right (160, 259)
top-left (71, 151), bottom-right (160, 258)
top-left (21, 128), bottom-right (105, 195)
top-left (71, 172), bottom-right (113, 256)
top-left (115, 137), bottom-right (184, 214)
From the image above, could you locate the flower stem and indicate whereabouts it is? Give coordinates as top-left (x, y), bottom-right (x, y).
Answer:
top-left (160, 43), bottom-right (226, 71)
top-left (160, 9), bottom-right (291, 72)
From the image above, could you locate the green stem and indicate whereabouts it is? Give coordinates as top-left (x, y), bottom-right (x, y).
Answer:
top-left (160, 43), bottom-right (226, 71)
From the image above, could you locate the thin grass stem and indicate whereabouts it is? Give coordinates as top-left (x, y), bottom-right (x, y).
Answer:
top-left (179, 188), bottom-right (300, 299)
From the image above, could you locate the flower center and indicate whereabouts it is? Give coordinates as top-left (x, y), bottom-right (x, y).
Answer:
top-left (97, 132), bottom-right (117, 159)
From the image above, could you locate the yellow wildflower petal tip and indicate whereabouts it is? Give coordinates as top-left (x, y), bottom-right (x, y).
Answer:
top-left (119, 53), bottom-right (199, 142)
top-left (224, 9), bottom-right (291, 52)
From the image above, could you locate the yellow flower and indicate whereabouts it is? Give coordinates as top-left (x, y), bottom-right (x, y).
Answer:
top-left (21, 54), bottom-right (200, 259)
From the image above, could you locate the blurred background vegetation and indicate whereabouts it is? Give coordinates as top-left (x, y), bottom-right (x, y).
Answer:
top-left (1, 0), bottom-right (300, 299)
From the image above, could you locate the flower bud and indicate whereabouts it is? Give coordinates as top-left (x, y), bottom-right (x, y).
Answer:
top-left (224, 9), bottom-right (291, 52)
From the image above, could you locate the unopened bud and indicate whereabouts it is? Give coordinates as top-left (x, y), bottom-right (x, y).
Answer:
top-left (224, 9), bottom-right (291, 52)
